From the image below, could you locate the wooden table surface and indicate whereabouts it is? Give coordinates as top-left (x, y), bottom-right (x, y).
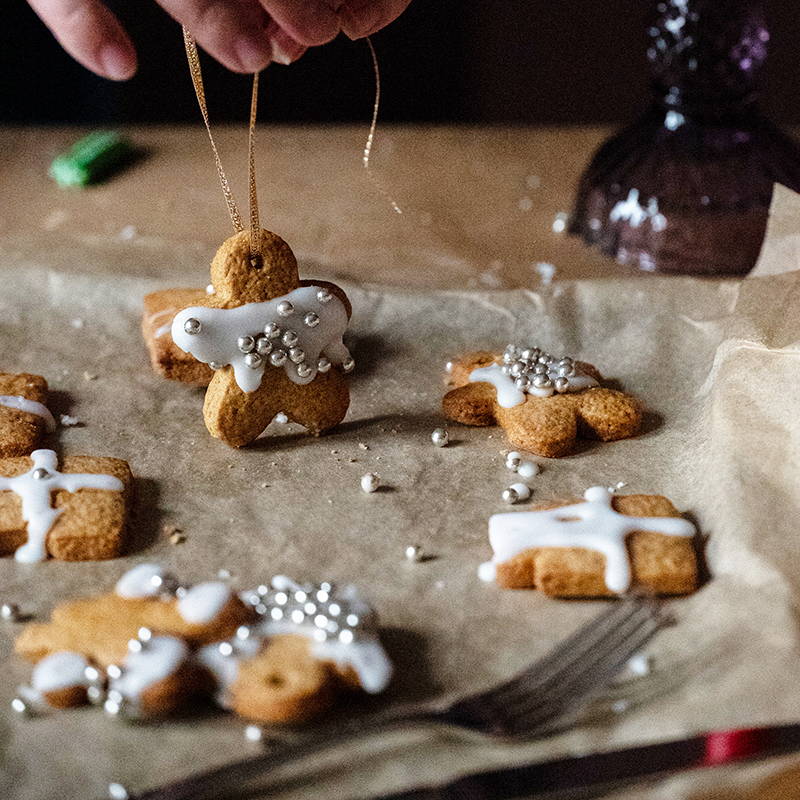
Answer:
top-left (1, 124), bottom-right (633, 288)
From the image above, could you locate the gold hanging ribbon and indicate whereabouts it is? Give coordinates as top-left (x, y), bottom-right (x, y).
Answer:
top-left (183, 29), bottom-right (262, 258)
top-left (363, 37), bottom-right (402, 215)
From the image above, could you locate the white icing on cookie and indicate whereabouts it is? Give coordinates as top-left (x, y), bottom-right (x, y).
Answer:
top-left (199, 577), bottom-right (392, 702)
top-left (0, 449), bottom-right (125, 564)
top-left (111, 635), bottom-right (188, 711)
top-left (32, 651), bottom-right (91, 693)
top-left (177, 582), bottom-right (231, 624)
top-left (171, 285), bottom-right (351, 393)
top-left (470, 362), bottom-right (598, 409)
top-left (147, 309), bottom-right (177, 340)
top-left (0, 396), bottom-right (56, 432)
top-left (481, 486), bottom-right (696, 593)
top-left (115, 563), bottom-right (170, 598)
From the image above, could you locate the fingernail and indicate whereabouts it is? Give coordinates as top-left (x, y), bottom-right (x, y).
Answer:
top-left (268, 33), bottom-right (307, 66)
top-left (100, 44), bottom-right (136, 81)
top-left (235, 36), bottom-right (271, 72)
top-left (340, 6), bottom-right (384, 40)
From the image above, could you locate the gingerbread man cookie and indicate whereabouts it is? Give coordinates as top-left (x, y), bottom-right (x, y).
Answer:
top-left (166, 228), bottom-right (354, 447)
top-left (0, 449), bottom-right (132, 563)
top-left (480, 486), bottom-right (699, 597)
top-left (0, 372), bottom-right (56, 457)
top-left (14, 566), bottom-right (392, 722)
top-left (443, 345), bottom-right (643, 457)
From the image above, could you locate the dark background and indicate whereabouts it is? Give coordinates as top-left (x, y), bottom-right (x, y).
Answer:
top-left (2, 0), bottom-right (799, 124)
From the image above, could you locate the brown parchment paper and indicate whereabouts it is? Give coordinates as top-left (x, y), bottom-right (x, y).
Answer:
top-left (2, 189), bottom-right (800, 800)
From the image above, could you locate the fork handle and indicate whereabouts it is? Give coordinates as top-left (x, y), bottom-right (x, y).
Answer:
top-left (135, 708), bottom-right (439, 800)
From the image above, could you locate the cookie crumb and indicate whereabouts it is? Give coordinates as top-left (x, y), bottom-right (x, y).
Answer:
top-left (260, 482), bottom-right (269, 488)
top-left (358, 442), bottom-right (369, 451)
top-left (69, 318), bottom-right (84, 329)
top-left (170, 532), bottom-right (186, 545)
top-left (59, 414), bottom-right (80, 427)
top-left (82, 372), bottom-right (97, 382)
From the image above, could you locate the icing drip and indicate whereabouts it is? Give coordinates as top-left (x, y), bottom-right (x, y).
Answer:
top-left (32, 651), bottom-right (91, 693)
top-left (0, 449), bottom-right (124, 564)
top-left (147, 309), bottom-right (176, 340)
top-left (0, 396), bottom-right (56, 432)
top-left (115, 563), bottom-right (170, 598)
top-left (110, 636), bottom-right (188, 712)
top-left (171, 285), bottom-right (351, 393)
top-left (469, 344), bottom-right (599, 409)
top-left (482, 486), bottom-right (696, 593)
top-left (177, 582), bottom-right (232, 624)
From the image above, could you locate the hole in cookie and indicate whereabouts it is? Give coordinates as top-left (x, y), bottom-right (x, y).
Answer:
top-left (266, 673), bottom-right (285, 687)
top-left (249, 253), bottom-right (263, 270)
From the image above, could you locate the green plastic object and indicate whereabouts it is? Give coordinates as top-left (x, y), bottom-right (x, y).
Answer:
top-left (49, 131), bottom-right (135, 187)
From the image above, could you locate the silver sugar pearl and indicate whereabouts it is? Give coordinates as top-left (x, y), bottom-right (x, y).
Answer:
top-left (317, 288), bottom-right (332, 303)
top-left (338, 629), bottom-right (354, 644)
top-left (137, 627), bottom-right (152, 643)
top-left (532, 374), bottom-right (550, 388)
top-left (32, 468), bottom-right (49, 480)
top-left (505, 452), bottom-right (522, 471)
top-left (502, 351), bottom-right (515, 364)
top-left (106, 664), bottom-right (123, 680)
top-left (237, 335), bottom-right (255, 353)
top-left (558, 357), bottom-right (573, 366)
top-left (554, 377), bottom-right (570, 393)
top-left (405, 544), bottom-right (425, 562)
top-left (264, 322), bottom-right (281, 339)
top-left (304, 311), bottom-right (320, 328)
top-left (127, 638), bottom-right (143, 653)
top-left (269, 349), bottom-right (287, 367)
top-left (282, 330), bottom-right (298, 347)
top-left (557, 363), bottom-right (575, 377)
top-left (11, 696), bottom-right (30, 716)
top-left (255, 336), bottom-right (273, 356)
top-left (218, 641), bottom-right (234, 657)
top-left (342, 356), bottom-right (355, 373)
top-left (288, 346), bottom-right (305, 363)
top-left (500, 364), bottom-right (511, 376)
top-left (290, 609), bottom-right (305, 624)
top-left (183, 317), bottom-right (202, 335)
top-left (245, 724), bottom-right (264, 743)
top-left (533, 362), bottom-right (547, 375)
top-left (296, 363), bottom-right (312, 379)
top-left (87, 685), bottom-right (107, 705)
top-left (509, 362), bottom-right (524, 378)
top-left (317, 356), bottom-right (331, 373)
top-left (236, 625), bottom-right (251, 640)
top-left (107, 783), bottom-right (130, 800)
top-left (103, 692), bottom-right (125, 717)
top-left (520, 348), bottom-right (534, 361)
top-left (244, 352), bottom-right (263, 369)
top-left (502, 487), bottom-right (520, 504)
top-left (431, 428), bottom-right (449, 447)
top-left (208, 361), bottom-right (224, 370)
top-left (360, 472), bottom-right (380, 493)
top-left (514, 376), bottom-right (530, 391)
top-left (276, 300), bottom-right (294, 317)
top-left (294, 590), bottom-right (308, 602)
top-left (84, 665), bottom-right (103, 684)
top-left (1, 602), bottom-right (21, 621)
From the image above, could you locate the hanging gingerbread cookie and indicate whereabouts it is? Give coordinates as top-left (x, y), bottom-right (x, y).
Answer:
top-left (144, 33), bottom-right (354, 447)
top-left (443, 345), bottom-right (643, 457)
top-left (171, 229), bottom-right (354, 447)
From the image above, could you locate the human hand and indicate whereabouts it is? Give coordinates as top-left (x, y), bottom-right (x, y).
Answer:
top-left (26, 0), bottom-right (412, 80)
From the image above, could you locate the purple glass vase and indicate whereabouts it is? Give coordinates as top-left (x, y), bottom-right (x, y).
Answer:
top-left (570, 0), bottom-right (800, 275)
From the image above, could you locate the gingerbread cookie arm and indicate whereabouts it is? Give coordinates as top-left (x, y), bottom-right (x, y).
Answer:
top-left (442, 383), bottom-right (497, 427)
top-left (298, 279), bottom-right (352, 319)
top-left (575, 388), bottom-right (643, 442)
top-left (445, 351), bottom-right (498, 388)
top-left (0, 373), bottom-right (54, 457)
top-left (281, 369), bottom-right (350, 435)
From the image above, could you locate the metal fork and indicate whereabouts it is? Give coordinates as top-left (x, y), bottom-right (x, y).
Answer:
top-left (133, 598), bottom-right (668, 800)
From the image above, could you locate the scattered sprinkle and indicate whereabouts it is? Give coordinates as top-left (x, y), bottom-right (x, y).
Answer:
top-left (434, 580), bottom-right (445, 589)
top-left (108, 783), bottom-right (130, 800)
top-left (217, 568), bottom-right (232, 580)
top-left (405, 544), bottom-right (425, 563)
top-left (260, 482), bottom-right (269, 488)
top-left (118, 225), bottom-right (137, 241)
top-left (59, 414), bottom-right (80, 427)
top-left (245, 724), bottom-right (263, 743)
top-left (205, 284), bottom-right (216, 295)
top-left (273, 412), bottom-right (288, 424)
top-left (358, 442), bottom-right (369, 450)
top-left (169, 532), bottom-right (186, 545)
top-left (360, 473), bottom-right (380, 493)
top-left (69, 318), bottom-right (84, 329)
top-left (552, 212), bottom-right (569, 233)
top-left (517, 461), bottom-right (540, 479)
top-left (626, 653), bottom-right (652, 677)
top-left (534, 262), bottom-right (556, 285)
top-left (82, 372), bottom-right (97, 382)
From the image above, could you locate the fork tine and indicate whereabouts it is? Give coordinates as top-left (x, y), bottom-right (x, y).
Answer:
top-left (472, 598), bottom-right (651, 707)
top-left (505, 613), bottom-right (665, 734)
top-left (498, 602), bottom-right (657, 708)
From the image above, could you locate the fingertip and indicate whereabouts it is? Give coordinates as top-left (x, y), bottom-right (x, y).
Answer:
top-left (99, 43), bottom-right (137, 80)
top-left (234, 35), bottom-right (272, 72)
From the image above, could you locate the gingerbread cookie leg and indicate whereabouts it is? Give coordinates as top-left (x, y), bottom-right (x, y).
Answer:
top-left (441, 383), bottom-right (496, 427)
top-left (0, 373), bottom-right (55, 457)
top-left (496, 401), bottom-right (579, 458)
top-left (575, 389), bottom-right (643, 442)
top-left (281, 370), bottom-right (350, 435)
